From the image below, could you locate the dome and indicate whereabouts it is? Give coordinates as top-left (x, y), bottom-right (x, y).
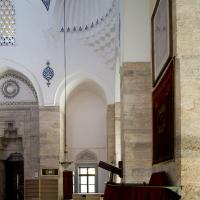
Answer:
top-left (64, 0), bottom-right (114, 33)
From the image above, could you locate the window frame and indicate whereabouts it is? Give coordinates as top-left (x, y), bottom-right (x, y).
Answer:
top-left (75, 163), bottom-right (98, 193)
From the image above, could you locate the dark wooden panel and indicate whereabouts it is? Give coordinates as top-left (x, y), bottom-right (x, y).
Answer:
top-left (5, 160), bottom-right (24, 200)
top-left (153, 59), bottom-right (174, 164)
top-left (63, 171), bottom-right (73, 199)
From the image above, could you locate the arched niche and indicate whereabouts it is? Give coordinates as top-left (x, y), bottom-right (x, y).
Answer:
top-left (6, 152), bottom-right (24, 162)
top-left (76, 150), bottom-right (98, 163)
top-left (54, 72), bottom-right (113, 107)
top-left (0, 69), bottom-right (38, 106)
top-left (74, 150), bottom-right (99, 193)
top-left (0, 69), bottom-right (40, 184)
top-left (60, 78), bottom-right (107, 157)
top-left (0, 59), bottom-right (43, 105)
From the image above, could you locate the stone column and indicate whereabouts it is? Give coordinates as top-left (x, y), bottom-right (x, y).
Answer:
top-left (175, 0), bottom-right (200, 199)
top-left (39, 106), bottom-right (60, 199)
top-left (121, 62), bottom-right (152, 183)
top-left (39, 106), bottom-right (60, 169)
top-left (24, 107), bottom-right (40, 179)
top-left (115, 102), bottom-right (121, 183)
top-left (107, 104), bottom-right (115, 163)
top-left (115, 102), bottom-right (121, 165)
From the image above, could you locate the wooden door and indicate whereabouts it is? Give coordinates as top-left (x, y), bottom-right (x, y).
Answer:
top-left (63, 170), bottom-right (73, 199)
top-left (5, 160), bottom-right (24, 200)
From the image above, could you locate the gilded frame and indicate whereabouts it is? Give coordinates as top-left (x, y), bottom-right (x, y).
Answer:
top-left (151, 0), bottom-right (173, 86)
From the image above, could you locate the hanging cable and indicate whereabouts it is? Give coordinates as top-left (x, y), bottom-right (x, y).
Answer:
top-left (63, 0), bottom-right (67, 154)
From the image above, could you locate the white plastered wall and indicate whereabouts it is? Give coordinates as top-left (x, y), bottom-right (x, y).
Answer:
top-left (59, 80), bottom-right (108, 193)
top-left (120, 0), bottom-right (150, 63)
top-left (0, 0), bottom-right (116, 106)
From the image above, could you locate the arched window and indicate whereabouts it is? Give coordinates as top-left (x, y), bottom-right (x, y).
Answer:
top-left (0, 0), bottom-right (15, 46)
top-left (75, 150), bottom-right (98, 193)
top-left (77, 165), bottom-right (97, 193)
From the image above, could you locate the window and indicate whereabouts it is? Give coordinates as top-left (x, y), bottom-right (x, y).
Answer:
top-left (78, 167), bottom-right (96, 193)
top-left (75, 151), bottom-right (98, 193)
top-left (0, 0), bottom-right (15, 46)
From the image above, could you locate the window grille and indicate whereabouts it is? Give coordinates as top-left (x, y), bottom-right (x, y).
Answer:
top-left (0, 0), bottom-right (15, 46)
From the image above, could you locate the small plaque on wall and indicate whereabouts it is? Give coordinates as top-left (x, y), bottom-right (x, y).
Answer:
top-left (41, 169), bottom-right (58, 176)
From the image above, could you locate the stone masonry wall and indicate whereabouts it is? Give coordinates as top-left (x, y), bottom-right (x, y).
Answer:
top-left (39, 106), bottom-right (60, 199)
top-left (115, 102), bottom-right (121, 183)
top-left (39, 106), bottom-right (60, 169)
top-left (148, 0), bottom-right (180, 187)
top-left (0, 107), bottom-right (40, 179)
top-left (175, 0), bottom-right (200, 199)
top-left (121, 62), bottom-right (152, 183)
top-left (115, 102), bottom-right (121, 165)
top-left (107, 104), bottom-right (115, 163)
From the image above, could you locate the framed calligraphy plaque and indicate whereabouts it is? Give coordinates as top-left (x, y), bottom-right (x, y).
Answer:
top-left (151, 0), bottom-right (173, 86)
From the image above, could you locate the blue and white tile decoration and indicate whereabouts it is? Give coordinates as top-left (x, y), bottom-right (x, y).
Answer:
top-left (42, 61), bottom-right (54, 87)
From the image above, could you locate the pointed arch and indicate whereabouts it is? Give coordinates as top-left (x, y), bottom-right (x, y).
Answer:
top-left (0, 69), bottom-right (38, 104)
top-left (76, 150), bottom-right (98, 163)
top-left (54, 72), bottom-right (113, 106)
top-left (0, 59), bottom-right (43, 105)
